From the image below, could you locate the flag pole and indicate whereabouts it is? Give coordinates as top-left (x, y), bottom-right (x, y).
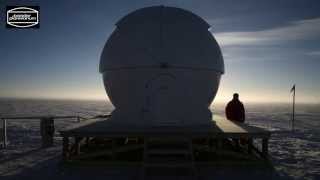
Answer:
top-left (292, 85), bottom-right (295, 131)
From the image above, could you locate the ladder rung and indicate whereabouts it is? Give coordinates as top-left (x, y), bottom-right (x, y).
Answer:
top-left (142, 137), bottom-right (197, 179)
top-left (147, 149), bottom-right (191, 155)
top-left (114, 144), bottom-right (143, 153)
top-left (146, 138), bottom-right (190, 143)
top-left (145, 162), bottom-right (193, 168)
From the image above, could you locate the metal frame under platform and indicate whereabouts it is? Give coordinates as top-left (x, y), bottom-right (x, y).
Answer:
top-left (60, 116), bottom-right (271, 178)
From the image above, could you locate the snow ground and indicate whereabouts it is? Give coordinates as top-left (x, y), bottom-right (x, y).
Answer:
top-left (0, 100), bottom-right (319, 180)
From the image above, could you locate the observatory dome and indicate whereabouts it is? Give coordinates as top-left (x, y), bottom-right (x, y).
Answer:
top-left (100, 6), bottom-right (224, 73)
top-left (100, 6), bottom-right (224, 126)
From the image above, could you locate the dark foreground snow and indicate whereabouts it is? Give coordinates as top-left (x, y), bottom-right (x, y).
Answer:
top-left (0, 100), bottom-right (319, 180)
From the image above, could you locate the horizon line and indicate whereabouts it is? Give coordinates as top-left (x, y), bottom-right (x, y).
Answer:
top-left (0, 96), bottom-right (319, 105)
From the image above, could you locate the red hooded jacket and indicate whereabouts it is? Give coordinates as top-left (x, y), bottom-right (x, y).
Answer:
top-left (225, 100), bottom-right (245, 123)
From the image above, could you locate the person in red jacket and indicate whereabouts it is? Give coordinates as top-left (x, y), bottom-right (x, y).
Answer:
top-left (225, 93), bottom-right (245, 123)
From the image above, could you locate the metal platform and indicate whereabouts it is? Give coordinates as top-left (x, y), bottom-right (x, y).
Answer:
top-left (60, 115), bottom-right (271, 179)
top-left (61, 115), bottom-right (269, 136)
top-left (60, 115), bottom-right (270, 156)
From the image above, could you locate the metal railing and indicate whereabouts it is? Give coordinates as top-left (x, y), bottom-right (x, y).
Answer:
top-left (0, 114), bottom-right (111, 149)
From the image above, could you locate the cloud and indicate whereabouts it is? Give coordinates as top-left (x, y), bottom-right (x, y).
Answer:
top-left (307, 51), bottom-right (320, 56)
top-left (214, 18), bottom-right (320, 46)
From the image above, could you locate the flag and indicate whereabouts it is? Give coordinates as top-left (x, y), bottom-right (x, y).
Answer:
top-left (290, 84), bottom-right (295, 93)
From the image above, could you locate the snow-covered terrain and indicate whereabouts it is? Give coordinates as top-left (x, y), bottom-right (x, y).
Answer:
top-left (0, 99), bottom-right (319, 180)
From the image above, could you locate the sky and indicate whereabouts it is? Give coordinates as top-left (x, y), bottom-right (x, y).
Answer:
top-left (0, 0), bottom-right (320, 104)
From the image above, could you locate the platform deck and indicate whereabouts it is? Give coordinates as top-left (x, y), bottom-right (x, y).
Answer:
top-left (60, 115), bottom-right (271, 164)
top-left (59, 116), bottom-right (272, 180)
top-left (60, 115), bottom-right (270, 139)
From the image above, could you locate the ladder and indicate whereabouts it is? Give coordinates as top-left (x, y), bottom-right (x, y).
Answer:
top-left (141, 137), bottom-right (198, 180)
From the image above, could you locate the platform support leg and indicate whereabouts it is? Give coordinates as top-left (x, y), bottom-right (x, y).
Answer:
top-left (2, 119), bottom-right (7, 149)
top-left (62, 136), bottom-right (69, 161)
top-left (262, 138), bottom-right (269, 158)
top-left (141, 137), bottom-right (147, 180)
top-left (189, 139), bottom-right (198, 180)
top-left (247, 138), bottom-right (253, 154)
top-left (40, 117), bottom-right (55, 148)
top-left (75, 137), bottom-right (81, 155)
top-left (111, 138), bottom-right (116, 160)
top-left (217, 138), bottom-right (223, 149)
top-left (85, 137), bottom-right (90, 148)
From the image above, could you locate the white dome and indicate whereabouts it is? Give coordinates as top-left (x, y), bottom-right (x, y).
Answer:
top-left (100, 6), bottom-right (224, 127)
top-left (100, 6), bottom-right (224, 73)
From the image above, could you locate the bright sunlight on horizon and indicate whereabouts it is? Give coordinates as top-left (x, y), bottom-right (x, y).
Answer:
top-left (1, 1), bottom-right (319, 104)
